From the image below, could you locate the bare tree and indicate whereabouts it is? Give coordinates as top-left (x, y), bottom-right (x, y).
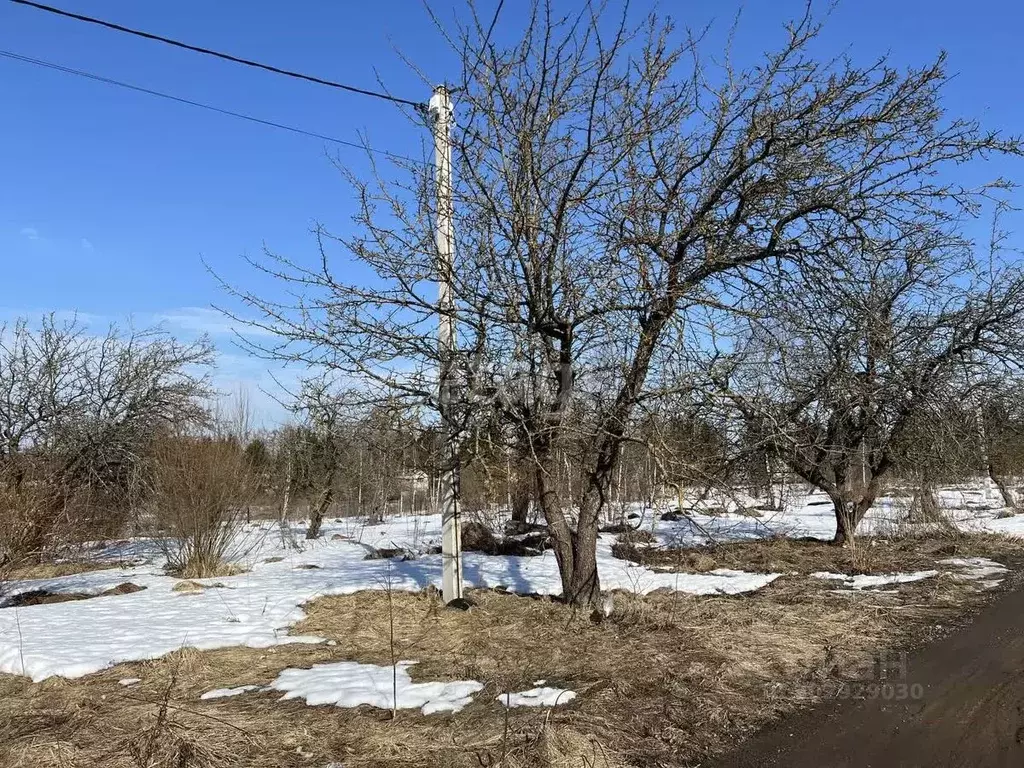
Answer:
top-left (288, 379), bottom-right (346, 539)
top-left (975, 383), bottom-right (1024, 512)
top-left (714, 236), bottom-right (1024, 544)
top-left (219, 385), bottom-right (256, 445)
top-left (220, 4), bottom-right (1020, 605)
top-left (0, 315), bottom-right (213, 562)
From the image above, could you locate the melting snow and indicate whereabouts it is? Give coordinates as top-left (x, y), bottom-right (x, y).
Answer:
top-left (0, 516), bottom-right (779, 681)
top-left (498, 686), bottom-right (576, 708)
top-left (811, 570), bottom-right (939, 590)
top-left (2, 490), bottom-right (1015, 683)
top-left (200, 684), bottom-right (264, 700)
top-left (271, 661), bottom-right (482, 715)
top-left (938, 557), bottom-right (1008, 579)
top-left (938, 557), bottom-right (1008, 588)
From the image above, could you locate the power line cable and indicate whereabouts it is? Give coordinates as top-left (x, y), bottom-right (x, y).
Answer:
top-left (9, 0), bottom-right (426, 109)
top-left (0, 49), bottom-right (422, 164)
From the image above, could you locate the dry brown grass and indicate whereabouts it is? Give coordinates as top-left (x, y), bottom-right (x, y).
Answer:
top-left (0, 545), bottom-right (1008, 768)
top-left (617, 533), bottom-right (1024, 577)
top-left (0, 560), bottom-right (119, 581)
top-left (170, 581), bottom-right (229, 594)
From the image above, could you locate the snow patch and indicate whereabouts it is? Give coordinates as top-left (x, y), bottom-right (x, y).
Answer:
top-left (938, 557), bottom-right (1008, 579)
top-left (270, 661), bottom-right (483, 715)
top-left (811, 570), bottom-right (939, 590)
top-left (615, 565), bottom-right (781, 595)
top-left (118, 677), bottom-right (140, 686)
top-left (938, 557), bottom-right (1008, 588)
top-left (498, 686), bottom-right (576, 708)
top-left (200, 684), bottom-right (264, 700)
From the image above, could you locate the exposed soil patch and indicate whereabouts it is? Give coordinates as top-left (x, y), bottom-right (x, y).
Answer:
top-left (1, 582), bottom-right (145, 608)
top-left (460, 520), bottom-right (551, 556)
top-left (362, 546), bottom-right (410, 560)
top-left (611, 529), bottom-right (657, 546)
top-left (359, 521), bottom-right (551, 560)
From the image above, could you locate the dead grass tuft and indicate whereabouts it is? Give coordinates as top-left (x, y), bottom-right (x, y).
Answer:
top-left (166, 559), bottom-right (246, 581)
top-left (171, 581), bottom-right (228, 594)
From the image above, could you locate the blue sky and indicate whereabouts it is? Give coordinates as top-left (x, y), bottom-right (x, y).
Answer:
top-left (2, 0), bottom-right (1022, 423)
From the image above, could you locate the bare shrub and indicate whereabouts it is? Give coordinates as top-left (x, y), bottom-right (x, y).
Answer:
top-left (152, 438), bottom-right (253, 578)
top-left (0, 456), bottom-right (104, 567)
top-left (0, 462), bottom-right (67, 566)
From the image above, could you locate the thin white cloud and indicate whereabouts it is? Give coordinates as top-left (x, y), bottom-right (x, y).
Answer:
top-left (80, 238), bottom-right (94, 251)
top-left (155, 307), bottom-right (274, 338)
top-left (20, 227), bottom-right (39, 241)
top-left (212, 354), bottom-right (301, 427)
top-left (0, 308), bottom-right (106, 327)
top-left (0, 307), bottom-right (295, 427)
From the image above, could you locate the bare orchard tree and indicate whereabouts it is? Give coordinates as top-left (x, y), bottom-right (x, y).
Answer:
top-left (0, 315), bottom-right (92, 467)
top-left (0, 315), bottom-right (213, 561)
top-left (713, 235), bottom-right (1024, 545)
top-left (220, 4), bottom-right (1020, 605)
top-left (975, 381), bottom-right (1024, 512)
top-left (638, 398), bottom-right (732, 517)
top-left (288, 379), bottom-right (346, 540)
top-left (890, 398), bottom-right (979, 524)
top-left (346, 405), bottom-right (419, 524)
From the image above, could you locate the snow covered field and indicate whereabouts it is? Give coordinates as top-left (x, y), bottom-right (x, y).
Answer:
top-left (0, 484), bottom-right (1019, 684)
top-left (649, 484), bottom-right (1024, 545)
top-left (0, 514), bottom-right (780, 681)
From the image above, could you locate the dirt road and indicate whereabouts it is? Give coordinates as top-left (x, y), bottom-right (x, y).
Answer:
top-left (712, 576), bottom-right (1024, 768)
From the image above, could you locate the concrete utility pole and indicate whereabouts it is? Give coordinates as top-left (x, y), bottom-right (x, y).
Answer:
top-left (976, 401), bottom-right (998, 506)
top-left (429, 84), bottom-right (464, 603)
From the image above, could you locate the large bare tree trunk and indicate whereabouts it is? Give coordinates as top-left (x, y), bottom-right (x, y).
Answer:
top-left (510, 478), bottom-right (531, 525)
top-left (306, 485), bottom-right (332, 540)
top-left (830, 481), bottom-right (881, 546)
top-left (531, 454), bottom-right (599, 606)
top-left (567, 492), bottom-right (602, 607)
top-left (536, 457), bottom-right (574, 596)
top-left (831, 498), bottom-right (858, 546)
top-left (989, 463), bottom-right (1017, 511)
